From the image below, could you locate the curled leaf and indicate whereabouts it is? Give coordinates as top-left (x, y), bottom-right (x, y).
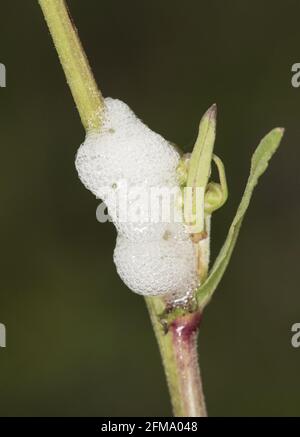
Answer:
top-left (205, 154), bottom-right (228, 214)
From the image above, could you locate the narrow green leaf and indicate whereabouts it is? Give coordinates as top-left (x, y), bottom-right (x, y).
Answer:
top-left (197, 128), bottom-right (284, 309)
top-left (187, 104), bottom-right (217, 190)
top-left (185, 104), bottom-right (217, 232)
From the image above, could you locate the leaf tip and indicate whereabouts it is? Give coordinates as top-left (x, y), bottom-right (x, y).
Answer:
top-left (272, 127), bottom-right (285, 146)
top-left (206, 103), bottom-right (217, 120)
top-left (200, 104), bottom-right (217, 128)
top-left (272, 127), bottom-right (285, 139)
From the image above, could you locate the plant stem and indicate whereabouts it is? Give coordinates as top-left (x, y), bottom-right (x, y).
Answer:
top-left (39, 0), bottom-right (207, 417)
top-left (38, 0), bottom-right (104, 131)
top-left (146, 297), bottom-right (207, 417)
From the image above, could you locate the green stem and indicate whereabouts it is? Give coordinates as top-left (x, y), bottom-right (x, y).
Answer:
top-left (38, 0), bottom-right (104, 131)
top-left (39, 0), bottom-right (207, 417)
top-left (146, 297), bottom-right (207, 417)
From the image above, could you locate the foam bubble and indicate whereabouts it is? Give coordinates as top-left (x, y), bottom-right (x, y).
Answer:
top-left (113, 235), bottom-right (199, 298)
top-left (75, 98), bottom-right (180, 199)
top-left (103, 182), bottom-right (189, 242)
top-left (76, 97), bottom-right (200, 300)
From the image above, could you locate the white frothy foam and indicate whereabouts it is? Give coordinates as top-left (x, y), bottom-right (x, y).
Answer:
top-left (75, 98), bottom-right (199, 299)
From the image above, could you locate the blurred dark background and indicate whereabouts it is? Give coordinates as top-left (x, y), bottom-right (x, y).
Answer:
top-left (0, 0), bottom-right (299, 416)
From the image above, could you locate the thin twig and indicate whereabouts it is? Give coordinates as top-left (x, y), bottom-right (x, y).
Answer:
top-left (39, 0), bottom-right (104, 131)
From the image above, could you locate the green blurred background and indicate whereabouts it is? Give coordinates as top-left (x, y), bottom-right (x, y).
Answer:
top-left (0, 0), bottom-right (299, 416)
